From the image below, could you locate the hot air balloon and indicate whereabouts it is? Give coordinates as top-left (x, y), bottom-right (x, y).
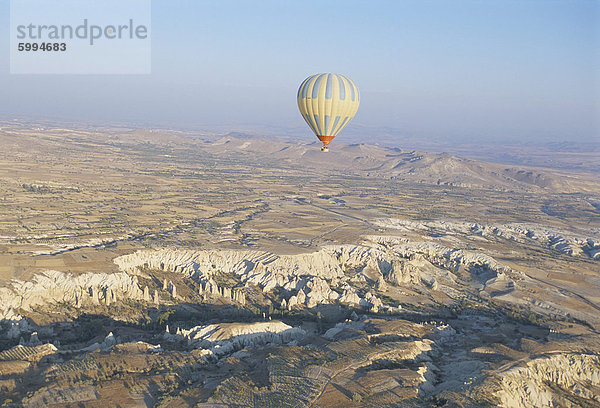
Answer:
top-left (297, 73), bottom-right (360, 152)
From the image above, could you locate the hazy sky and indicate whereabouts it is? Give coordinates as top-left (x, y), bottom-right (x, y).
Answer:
top-left (1, 0), bottom-right (598, 144)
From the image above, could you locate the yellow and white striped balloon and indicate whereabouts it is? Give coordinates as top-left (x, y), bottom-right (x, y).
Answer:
top-left (297, 73), bottom-right (360, 150)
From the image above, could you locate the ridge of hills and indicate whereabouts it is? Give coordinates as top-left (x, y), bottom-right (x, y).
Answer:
top-left (1, 123), bottom-right (598, 194)
top-left (203, 134), bottom-right (599, 193)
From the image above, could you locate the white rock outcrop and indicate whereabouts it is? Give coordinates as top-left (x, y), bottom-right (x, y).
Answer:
top-left (496, 353), bottom-right (600, 408)
top-left (375, 218), bottom-right (600, 259)
top-left (324, 321), bottom-right (366, 340)
top-left (100, 332), bottom-right (117, 351)
top-left (0, 270), bottom-right (145, 338)
top-left (168, 321), bottom-right (305, 357)
top-left (0, 270), bottom-right (144, 315)
top-left (386, 241), bottom-right (519, 289)
top-left (114, 246), bottom-right (391, 310)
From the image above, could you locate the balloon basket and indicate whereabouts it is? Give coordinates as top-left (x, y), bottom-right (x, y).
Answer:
top-left (320, 146), bottom-right (329, 152)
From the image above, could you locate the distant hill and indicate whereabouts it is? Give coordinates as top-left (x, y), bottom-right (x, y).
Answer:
top-left (201, 136), bottom-right (599, 193)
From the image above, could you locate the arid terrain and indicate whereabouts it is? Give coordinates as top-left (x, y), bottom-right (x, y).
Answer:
top-left (0, 121), bottom-right (599, 407)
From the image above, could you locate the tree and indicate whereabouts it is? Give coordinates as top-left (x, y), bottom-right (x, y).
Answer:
top-left (157, 308), bottom-right (175, 328)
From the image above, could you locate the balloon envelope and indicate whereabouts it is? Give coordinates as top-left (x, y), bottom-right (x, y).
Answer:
top-left (297, 73), bottom-right (360, 149)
